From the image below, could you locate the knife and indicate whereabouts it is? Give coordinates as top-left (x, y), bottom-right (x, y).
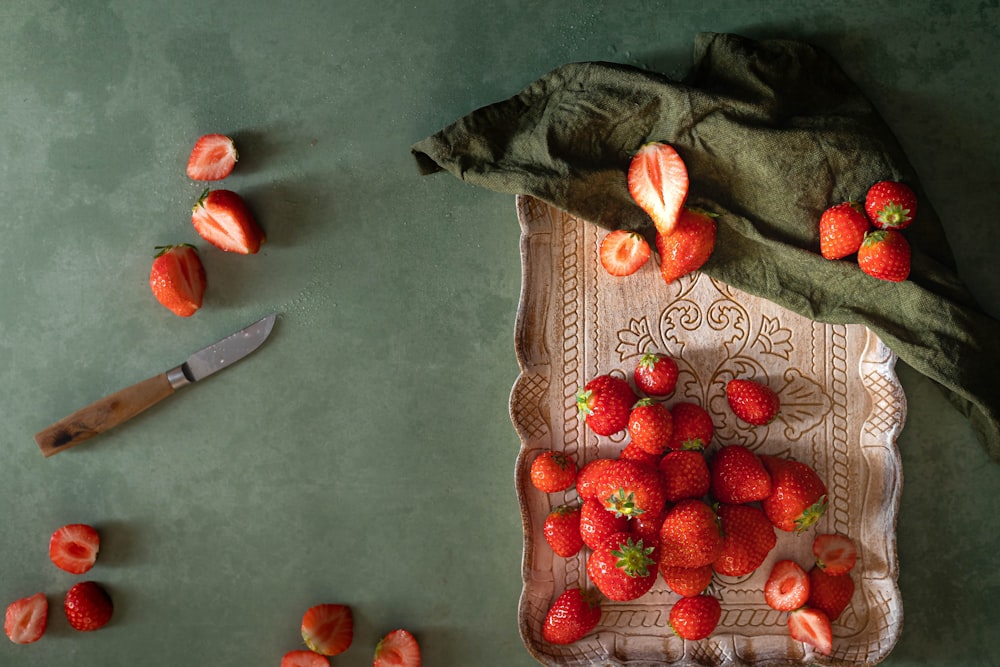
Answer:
top-left (34, 313), bottom-right (278, 457)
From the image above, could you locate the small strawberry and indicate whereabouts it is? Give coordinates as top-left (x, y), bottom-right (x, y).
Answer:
top-left (760, 455), bottom-right (828, 533)
top-left (586, 533), bottom-right (658, 602)
top-left (542, 588), bottom-right (602, 645)
top-left (579, 497), bottom-right (629, 551)
top-left (4, 593), bottom-right (47, 644)
top-left (667, 402), bottom-right (714, 451)
top-left (658, 449), bottom-right (710, 503)
top-left (49, 523), bottom-right (101, 575)
top-left (576, 458), bottom-right (616, 500)
top-left (658, 499), bottom-right (724, 569)
top-left (633, 351), bottom-right (679, 397)
top-left (764, 559), bottom-right (810, 612)
top-left (725, 379), bottom-right (780, 426)
top-left (63, 581), bottom-right (113, 632)
top-left (627, 398), bottom-right (673, 455)
top-left (530, 450), bottom-right (578, 493)
top-left (659, 564), bottom-right (713, 597)
top-left (301, 603), bottom-right (353, 656)
top-left (191, 188), bottom-right (265, 254)
top-left (186, 133), bottom-right (238, 181)
top-left (593, 458), bottom-right (667, 520)
top-left (857, 230), bottom-right (910, 282)
top-left (618, 440), bottom-right (662, 468)
top-left (710, 445), bottom-right (772, 504)
top-left (808, 567), bottom-right (854, 621)
top-left (668, 595), bottom-right (721, 641)
top-left (656, 207), bottom-right (717, 285)
top-left (813, 533), bottom-right (858, 576)
top-left (788, 607), bottom-right (833, 655)
top-left (819, 202), bottom-right (870, 260)
top-left (280, 649), bottom-right (330, 667)
top-left (543, 504), bottom-right (584, 558)
top-left (576, 374), bottom-right (637, 436)
top-left (599, 230), bottom-right (652, 276)
top-left (865, 180), bottom-right (917, 230)
top-left (712, 503), bottom-right (776, 577)
top-left (149, 244), bottom-right (207, 317)
top-left (627, 142), bottom-right (689, 235)
top-left (373, 628), bottom-right (421, 667)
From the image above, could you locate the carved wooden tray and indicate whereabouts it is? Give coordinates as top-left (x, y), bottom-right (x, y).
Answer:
top-left (511, 196), bottom-right (905, 667)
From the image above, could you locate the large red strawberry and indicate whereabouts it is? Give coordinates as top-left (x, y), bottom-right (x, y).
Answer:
top-left (658, 499), bottom-right (724, 568)
top-left (807, 567), bottom-right (854, 621)
top-left (579, 497), bottom-right (629, 551)
top-left (627, 398), bottom-right (673, 455)
top-left (599, 230), bottom-right (651, 276)
top-left (819, 201), bottom-right (871, 259)
top-left (764, 559), bottom-right (810, 611)
top-left (667, 402), bottom-right (714, 451)
top-left (542, 588), bottom-right (602, 645)
top-left (658, 449), bottom-right (710, 503)
top-left (576, 375), bottom-right (637, 436)
top-left (186, 133), bottom-right (238, 181)
top-left (629, 503), bottom-right (668, 549)
top-left (191, 188), bottom-right (265, 254)
top-left (373, 628), bottom-right (421, 667)
top-left (543, 504), bottom-right (584, 557)
top-left (618, 440), bottom-right (662, 468)
top-left (857, 230), bottom-right (910, 282)
top-left (63, 581), bottom-right (113, 632)
top-left (788, 607), bottom-right (832, 655)
top-left (49, 523), bottom-right (101, 575)
top-left (760, 455), bottom-right (828, 533)
top-left (668, 595), bottom-right (721, 640)
top-left (627, 142), bottom-right (689, 235)
top-left (586, 532), bottom-right (658, 601)
top-left (4, 592), bottom-right (48, 644)
top-left (725, 379), bottom-right (780, 426)
top-left (301, 603), bottom-right (353, 656)
top-left (149, 244), bottom-right (207, 317)
top-left (712, 503), bottom-right (776, 577)
top-left (659, 564), bottom-right (713, 597)
top-left (710, 445), bottom-right (772, 504)
top-left (281, 650), bottom-right (330, 667)
top-left (633, 351), bottom-right (678, 397)
top-left (656, 208), bottom-right (717, 285)
top-left (813, 533), bottom-right (858, 576)
top-left (865, 180), bottom-right (917, 230)
top-left (530, 450), bottom-right (578, 493)
top-left (576, 458), bottom-right (616, 500)
top-left (593, 458), bottom-right (666, 520)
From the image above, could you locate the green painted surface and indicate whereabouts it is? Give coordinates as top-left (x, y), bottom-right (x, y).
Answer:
top-left (1, 1), bottom-right (997, 665)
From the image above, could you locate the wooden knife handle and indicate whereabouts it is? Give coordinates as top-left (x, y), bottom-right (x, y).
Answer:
top-left (34, 373), bottom-right (176, 457)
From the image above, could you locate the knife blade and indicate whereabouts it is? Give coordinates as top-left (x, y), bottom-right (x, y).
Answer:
top-left (34, 313), bottom-right (278, 457)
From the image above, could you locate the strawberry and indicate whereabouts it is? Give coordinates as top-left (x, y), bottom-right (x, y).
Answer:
top-left (658, 449), bottom-right (710, 503)
top-left (813, 533), bottom-right (858, 576)
top-left (281, 650), bottom-right (330, 667)
top-left (656, 208), bottom-right (717, 284)
top-left (668, 595), bottom-right (721, 641)
top-left (712, 504), bottom-right (776, 577)
top-left (667, 402), bottom-right (714, 451)
top-left (710, 445), bottom-right (772, 504)
top-left (658, 499), bottom-right (724, 568)
top-left (725, 379), bottom-right (780, 426)
top-left (530, 450), bottom-right (578, 493)
top-left (301, 603), bottom-right (353, 656)
top-left (593, 458), bottom-right (666, 520)
top-left (186, 133), bottom-right (238, 181)
top-left (760, 455), bottom-right (828, 533)
top-left (149, 244), bottom-right (207, 317)
top-left (63, 581), bottom-right (113, 632)
top-left (618, 440), bottom-right (662, 468)
top-left (579, 497), bottom-right (629, 550)
top-left (576, 374), bottom-right (637, 436)
top-left (857, 230), bottom-right (910, 282)
top-left (629, 503), bottom-right (668, 548)
top-left (191, 188), bottom-right (265, 254)
top-left (4, 593), bottom-right (47, 644)
top-left (865, 180), bottom-right (917, 230)
top-left (373, 628), bottom-right (421, 667)
top-left (542, 588), bottom-right (602, 645)
top-left (627, 398), bottom-right (673, 455)
top-left (627, 142), bottom-right (689, 235)
top-left (586, 532), bottom-right (658, 601)
top-left (599, 230), bottom-right (651, 276)
top-left (633, 351), bottom-right (679, 397)
top-left (49, 523), bottom-right (100, 575)
top-left (788, 607), bottom-right (833, 655)
top-left (808, 567), bottom-right (854, 621)
top-left (659, 564), bottom-right (713, 597)
top-left (764, 559), bottom-right (810, 611)
top-left (576, 458), bottom-right (616, 500)
top-left (819, 202), bottom-right (870, 259)
top-left (543, 504), bottom-right (584, 557)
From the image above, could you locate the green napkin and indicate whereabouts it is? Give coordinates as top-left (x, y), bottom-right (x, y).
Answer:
top-left (412, 32), bottom-right (1000, 463)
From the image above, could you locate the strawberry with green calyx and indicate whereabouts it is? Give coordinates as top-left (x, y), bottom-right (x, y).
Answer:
top-left (659, 564), bottom-right (714, 597)
top-left (808, 567), bottom-right (854, 621)
top-left (627, 398), bottom-right (674, 455)
top-left (627, 142), bottom-right (689, 236)
top-left (5, 592), bottom-right (48, 644)
top-left (667, 402), bottom-right (714, 451)
top-left (530, 450), bottom-right (578, 493)
top-left (593, 458), bottom-right (666, 520)
top-left (656, 207), bottom-right (717, 285)
top-left (764, 559), bottom-right (810, 611)
top-left (788, 607), bottom-right (833, 655)
top-left (586, 533), bottom-right (658, 601)
top-left (760, 455), bottom-right (828, 533)
top-left (191, 188), bottom-right (265, 254)
top-left (633, 351), bottom-right (679, 397)
top-left (865, 180), bottom-right (917, 230)
top-left (658, 499), bottom-right (724, 569)
top-left (149, 244), bottom-right (206, 317)
top-left (819, 201), bottom-right (870, 259)
top-left (599, 230), bottom-right (651, 276)
top-left (710, 444), bottom-right (772, 504)
top-left (373, 628), bottom-right (421, 667)
top-left (543, 504), bottom-right (584, 558)
top-left (579, 497), bottom-right (629, 551)
top-left (668, 594), bottom-right (722, 640)
top-left (858, 230), bottom-right (910, 282)
top-left (813, 533), bottom-right (858, 576)
top-left (542, 588), bottom-right (602, 645)
top-left (725, 378), bottom-right (780, 426)
top-left (658, 449), bottom-right (710, 503)
top-left (712, 503), bottom-right (776, 577)
top-left (576, 375), bottom-right (637, 436)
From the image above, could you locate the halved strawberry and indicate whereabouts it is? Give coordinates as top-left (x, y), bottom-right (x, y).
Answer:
top-left (764, 559), bottom-right (810, 611)
top-left (5, 593), bottom-right (48, 644)
top-left (627, 142), bottom-right (689, 235)
top-left (373, 628), bottom-right (421, 667)
top-left (149, 244), bottom-right (207, 317)
top-left (788, 607), bottom-right (833, 655)
top-left (191, 188), bottom-right (265, 254)
top-left (599, 230), bottom-right (651, 276)
top-left (301, 604), bottom-right (353, 656)
top-left (186, 133), bottom-right (238, 181)
top-left (813, 533), bottom-right (858, 576)
top-left (49, 523), bottom-right (101, 575)
top-left (280, 649), bottom-right (330, 667)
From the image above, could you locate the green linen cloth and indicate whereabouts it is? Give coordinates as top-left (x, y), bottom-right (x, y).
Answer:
top-left (412, 32), bottom-right (1000, 463)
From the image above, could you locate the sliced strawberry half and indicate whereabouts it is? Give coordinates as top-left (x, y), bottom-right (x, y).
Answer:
top-left (5, 593), bottom-right (48, 644)
top-left (186, 133), bottom-right (238, 181)
top-left (49, 523), bottom-right (101, 575)
top-left (301, 604), bottom-right (353, 657)
top-left (627, 142), bottom-right (689, 235)
top-left (191, 188), bottom-right (265, 254)
top-left (764, 559), bottom-right (810, 611)
top-left (599, 230), bottom-right (651, 276)
top-left (280, 649), bottom-right (330, 667)
top-left (788, 607), bottom-right (833, 655)
top-left (373, 628), bottom-right (421, 667)
top-left (813, 533), bottom-right (858, 576)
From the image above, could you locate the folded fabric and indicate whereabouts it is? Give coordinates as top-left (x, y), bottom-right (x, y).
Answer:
top-left (412, 32), bottom-right (1000, 463)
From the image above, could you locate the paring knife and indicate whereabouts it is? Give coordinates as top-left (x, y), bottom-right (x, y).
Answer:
top-left (34, 313), bottom-right (278, 457)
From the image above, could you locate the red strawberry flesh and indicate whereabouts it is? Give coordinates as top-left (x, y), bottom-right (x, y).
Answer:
top-left (628, 142), bottom-right (689, 235)
top-left (281, 650), bottom-right (330, 667)
top-left (186, 133), bottom-right (238, 181)
top-left (191, 188), bottom-right (265, 254)
top-left (49, 523), bottom-right (101, 575)
top-left (301, 603), bottom-right (353, 656)
top-left (599, 230), bottom-right (651, 276)
top-left (788, 607), bottom-right (833, 655)
top-left (374, 628), bottom-right (421, 667)
top-left (764, 559), bottom-right (810, 611)
top-left (5, 592), bottom-right (48, 644)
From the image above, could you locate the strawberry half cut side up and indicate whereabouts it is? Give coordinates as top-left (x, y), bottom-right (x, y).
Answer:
top-left (627, 142), bottom-right (689, 235)
top-left (788, 607), bottom-right (833, 655)
top-left (191, 188), bottom-right (265, 254)
top-left (764, 559), bottom-right (810, 611)
top-left (599, 230), bottom-right (651, 276)
top-left (49, 523), bottom-right (101, 575)
top-left (813, 533), bottom-right (858, 575)
top-left (5, 593), bottom-right (48, 645)
top-left (373, 628), bottom-right (421, 667)
top-left (301, 603), bottom-right (353, 656)
top-left (280, 650), bottom-right (330, 667)
top-left (186, 133), bottom-right (238, 181)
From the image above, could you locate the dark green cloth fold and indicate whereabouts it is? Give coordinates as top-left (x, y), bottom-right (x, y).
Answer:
top-left (412, 32), bottom-right (1000, 463)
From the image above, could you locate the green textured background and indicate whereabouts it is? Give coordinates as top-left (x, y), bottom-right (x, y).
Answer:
top-left (1, 1), bottom-right (997, 666)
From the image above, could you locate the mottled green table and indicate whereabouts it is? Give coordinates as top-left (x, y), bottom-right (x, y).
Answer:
top-left (2, 2), bottom-right (997, 666)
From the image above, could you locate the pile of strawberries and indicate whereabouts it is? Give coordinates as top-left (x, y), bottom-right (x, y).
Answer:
top-left (531, 351), bottom-right (853, 656)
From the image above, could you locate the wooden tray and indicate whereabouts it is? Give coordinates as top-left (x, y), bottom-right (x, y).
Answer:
top-left (510, 196), bottom-right (905, 667)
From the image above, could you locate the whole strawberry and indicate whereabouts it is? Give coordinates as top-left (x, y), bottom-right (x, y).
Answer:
top-left (633, 351), bottom-right (679, 397)
top-left (619, 440), bottom-right (662, 468)
top-left (656, 208), bottom-right (717, 284)
top-left (579, 497), bottom-right (629, 551)
top-left (576, 374), bottom-right (637, 436)
top-left (668, 595), bottom-right (721, 640)
top-left (808, 567), bottom-right (854, 621)
top-left (63, 581), bottom-right (113, 632)
top-left (710, 444), bottom-right (772, 503)
top-left (712, 503), bottom-right (776, 577)
top-left (530, 450), bottom-right (578, 493)
top-left (149, 244), bottom-right (207, 317)
top-left (857, 230), bottom-right (910, 282)
top-left (627, 398), bottom-right (673, 455)
top-left (819, 202), bottom-right (870, 259)
top-left (659, 564), bottom-right (713, 597)
top-left (865, 180), bottom-right (917, 230)
top-left (760, 455), bottom-right (828, 533)
top-left (629, 504), bottom-right (668, 549)
top-left (658, 499), bottom-right (724, 568)
top-left (543, 504), bottom-right (584, 557)
top-left (658, 449), bottom-right (710, 503)
top-left (542, 588), bottom-right (602, 645)
top-left (593, 458), bottom-right (666, 520)
top-left (725, 379), bottom-right (780, 426)
top-left (576, 458), bottom-right (616, 500)
top-left (586, 533), bottom-right (658, 601)
top-left (667, 402), bottom-right (714, 450)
